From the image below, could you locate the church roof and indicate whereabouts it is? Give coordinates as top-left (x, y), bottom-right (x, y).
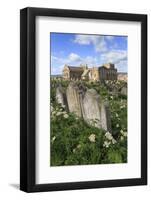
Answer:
top-left (67, 66), bottom-right (83, 72)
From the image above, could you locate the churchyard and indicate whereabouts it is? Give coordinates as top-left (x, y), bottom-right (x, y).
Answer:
top-left (50, 79), bottom-right (127, 166)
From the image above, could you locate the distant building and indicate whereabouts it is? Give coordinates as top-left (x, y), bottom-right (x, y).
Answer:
top-left (99, 63), bottom-right (117, 81)
top-left (117, 72), bottom-right (127, 81)
top-left (62, 63), bottom-right (118, 81)
top-left (86, 67), bottom-right (100, 81)
top-left (63, 65), bottom-right (83, 80)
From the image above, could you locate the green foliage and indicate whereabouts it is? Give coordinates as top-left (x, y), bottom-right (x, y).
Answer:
top-left (50, 79), bottom-right (127, 166)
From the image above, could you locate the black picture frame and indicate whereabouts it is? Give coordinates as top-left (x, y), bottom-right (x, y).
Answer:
top-left (20, 7), bottom-right (147, 192)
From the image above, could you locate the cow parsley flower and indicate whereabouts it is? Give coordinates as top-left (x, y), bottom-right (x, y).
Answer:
top-left (103, 141), bottom-right (111, 148)
top-left (105, 132), bottom-right (113, 140)
top-left (73, 148), bottom-right (76, 153)
top-left (64, 114), bottom-right (69, 118)
top-left (116, 123), bottom-right (119, 128)
top-left (120, 130), bottom-right (127, 137)
top-left (51, 105), bottom-right (53, 112)
top-left (112, 138), bottom-right (117, 144)
top-left (120, 136), bottom-right (124, 141)
top-left (123, 132), bottom-right (127, 137)
top-left (77, 144), bottom-right (81, 149)
top-left (88, 134), bottom-right (96, 143)
top-left (56, 111), bottom-right (62, 116)
top-left (52, 136), bottom-right (56, 142)
top-left (120, 129), bottom-right (124, 134)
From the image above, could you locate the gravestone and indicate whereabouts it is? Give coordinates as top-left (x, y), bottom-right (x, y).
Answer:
top-left (120, 86), bottom-right (127, 95)
top-left (81, 88), bottom-right (111, 131)
top-left (66, 82), bottom-right (82, 117)
top-left (56, 85), bottom-right (67, 108)
top-left (100, 101), bottom-right (112, 132)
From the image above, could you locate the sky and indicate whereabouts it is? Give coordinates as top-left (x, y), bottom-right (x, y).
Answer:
top-left (50, 33), bottom-right (127, 75)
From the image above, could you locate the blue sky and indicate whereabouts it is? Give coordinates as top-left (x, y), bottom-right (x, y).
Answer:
top-left (50, 33), bottom-right (127, 75)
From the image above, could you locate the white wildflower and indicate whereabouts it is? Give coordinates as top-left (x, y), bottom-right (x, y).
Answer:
top-left (123, 132), bottom-right (127, 137)
top-left (56, 111), bottom-right (62, 116)
top-left (112, 138), bottom-right (117, 144)
top-left (88, 134), bottom-right (96, 143)
top-left (51, 111), bottom-right (56, 116)
top-left (120, 129), bottom-right (124, 134)
top-left (51, 105), bottom-right (53, 112)
top-left (116, 123), bottom-right (119, 128)
top-left (52, 136), bottom-right (56, 142)
top-left (77, 144), bottom-right (81, 149)
top-left (105, 132), bottom-right (113, 140)
top-left (73, 148), bottom-right (76, 153)
top-left (115, 113), bottom-right (119, 117)
top-left (59, 106), bottom-right (64, 111)
top-left (120, 136), bottom-right (124, 141)
top-left (120, 105), bottom-right (125, 109)
top-left (120, 130), bottom-right (127, 137)
top-left (103, 141), bottom-right (111, 148)
top-left (64, 114), bottom-right (69, 118)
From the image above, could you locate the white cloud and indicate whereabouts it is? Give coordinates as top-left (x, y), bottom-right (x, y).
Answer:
top-left (67, 53), bottom-right (99, 66)
top-left (100, 50), bottom-right (127, 64)
top-left (116, 60), bottom-right (128, 72)
top-left (68, 53), bottom-right (82, 62)
top-left (74, 35), bottom-right (108, 53)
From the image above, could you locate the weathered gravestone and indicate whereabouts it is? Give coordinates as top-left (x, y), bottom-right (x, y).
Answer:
top-left (66, 82), bottom-right (82, 117)
top-left (120, 86), bottom-right (127, 96)
top-left (56, 85), bottom-right (67, 109)
top-left (100, 101), bottom-right (112, 132)
top-left (81, 89), bottom-right (111, 131)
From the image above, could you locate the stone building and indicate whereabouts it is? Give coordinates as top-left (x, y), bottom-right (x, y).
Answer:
top-left (87, 67), bottom-right (100, 81)
top-left (99, 63), bottom-right (117, 81)
top-left (63, 65), bottom-right (83, 80)
top-left (62, 63), bottom-right (117, 81)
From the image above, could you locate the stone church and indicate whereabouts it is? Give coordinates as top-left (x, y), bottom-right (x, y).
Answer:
top-left (62, 63), bottom-right (117, 81)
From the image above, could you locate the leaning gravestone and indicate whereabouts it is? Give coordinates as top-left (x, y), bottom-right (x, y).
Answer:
top-left (81, 88), bottom-right (111, 131)
top-left (66, 82), bottom-right (82, 117)
top-left (100, 101), bottom-right (112, 132)
top-left (120, 86), bottom-right (127, 96)
top-left (56, 85), bottom-right (66, 108)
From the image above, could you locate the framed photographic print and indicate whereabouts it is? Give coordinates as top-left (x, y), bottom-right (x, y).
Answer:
top-left (20, 7), bottom-right (147, 192)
